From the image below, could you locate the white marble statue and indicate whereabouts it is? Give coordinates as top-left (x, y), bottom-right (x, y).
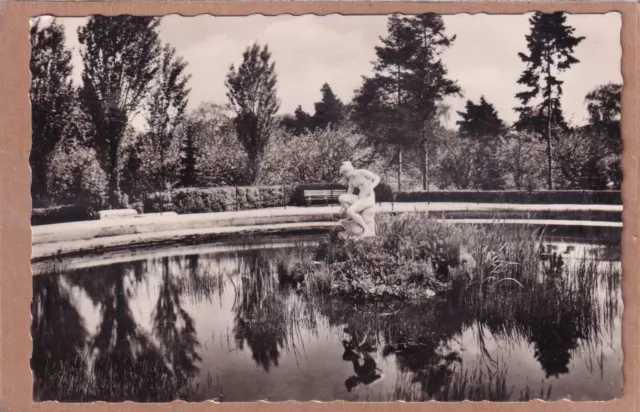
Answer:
top-left (338, 161), bottom-right (380, 238)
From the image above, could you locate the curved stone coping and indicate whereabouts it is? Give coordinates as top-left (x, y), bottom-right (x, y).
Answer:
top-left (32, 232), bottom-right (327, 275)
top-left (31, 214), bottom-right (622, 264)
top-left (32, 202), bottom-right (622, 246)
top-left (31, 221), bottom-right (339, 262)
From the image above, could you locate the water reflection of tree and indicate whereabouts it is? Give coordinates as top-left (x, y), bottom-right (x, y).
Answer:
top-left (460, 255), bottom-right (612, 381)
top-left (83, 263), bottom-right (174, 401)
top-left (230, 250), bottom-right (320, 372)
top-left (64, 259), bottom-right (202, 401)
top-left (528, 315), bottom-right (581, 378)
top-left (152, 257), bottom-right (202, 389)
top-left (232, 253), bottom-right (289, 371)
top-left (31, 274), bottom-right (88, 401)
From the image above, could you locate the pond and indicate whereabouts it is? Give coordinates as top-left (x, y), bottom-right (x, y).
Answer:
top-left (31, 231), bottom-right (622, 402)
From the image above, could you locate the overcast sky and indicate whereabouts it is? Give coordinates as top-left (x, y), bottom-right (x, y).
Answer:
top-left (51, 13), bottom-right (622, 129)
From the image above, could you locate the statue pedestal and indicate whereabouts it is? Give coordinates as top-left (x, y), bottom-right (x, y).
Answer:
top-left (340, 207), bottom-right (376, 238)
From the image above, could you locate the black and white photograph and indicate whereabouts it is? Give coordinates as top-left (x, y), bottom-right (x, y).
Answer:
top-left (29, 12), bottom-right (623, 403)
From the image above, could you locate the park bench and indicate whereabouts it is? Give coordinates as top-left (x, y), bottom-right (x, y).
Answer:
top-left (303, 189), bottom-right (346, 206)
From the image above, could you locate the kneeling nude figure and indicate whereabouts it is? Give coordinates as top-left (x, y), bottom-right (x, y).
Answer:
top-left (338, 161), bottom-right (380, 238)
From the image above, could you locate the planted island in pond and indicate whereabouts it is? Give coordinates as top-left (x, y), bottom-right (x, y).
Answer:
top-left (277, 213), bottom-right (613, 307)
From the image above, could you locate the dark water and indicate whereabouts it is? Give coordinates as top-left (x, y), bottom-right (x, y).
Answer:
top-left (31, 237), bottom-right (622, 402)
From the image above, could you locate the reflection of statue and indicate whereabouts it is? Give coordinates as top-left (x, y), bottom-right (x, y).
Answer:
top-left (342, 338), bottom-right (383, 392)
top-left (338, 161), bottom-right (380, 238)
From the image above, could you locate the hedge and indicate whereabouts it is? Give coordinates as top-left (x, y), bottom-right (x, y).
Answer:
top-left (31, 205), bottom-right (97, 226)
top-left (144, 186), bottom-right (288, 214)
top-left (395, 190), bottom-right (621, 205)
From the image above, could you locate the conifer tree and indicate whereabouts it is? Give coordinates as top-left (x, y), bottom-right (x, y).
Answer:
top-left (514, 12), bottom-right (585, 189)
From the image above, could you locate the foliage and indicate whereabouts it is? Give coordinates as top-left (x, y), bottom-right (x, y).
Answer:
top-left (31, 205), bottom-right (98, 226)
top-left (394, 189), bottom-right (621, 204)
top-left (29, 19), bottom-right (79, 205)
top-left (278, 213), bottom-right (576, 305)
top-left (456, 97), bottom-right (506, 141)
top-left (586, 83), bottom-right (622, 126)
top-left (554, 128), bottom-right (620, 190)
top-left (514, 12), bottom-right (585, 189)
top-left (281, 83), bottom-right (346, 135)
top-left (435, 136), bottom-right (504, 190)
top-left (260, 123), bottom-right (374, 185)
top-left (280, 105), bottom-right (314, 136)
top-left (78, 16), bottom-right (162, 208)
top-left (225, 43), bottom-right (280, 183)
top-left (144, 186), bottom-right (286, 214)
top-left (46, 143), bottom-right (108, 209)
top-left (280, 214), bottom-right (474, 301)
top-left (178, 121), bottom-right (199, 188)
top-left (499, 132), bottom-right (547, 190)
top-left (187, 102), bottom-right (249, 186)
top-left (119, 128), bottom-right (164, 204)
top-left (145, 44), bottom-right (191, 189)
top-left (583, 83), bottom-right (622, 188)
top-left (351, 13), bottom-right (461, 189)
top-left (313, 83), bottom-right (346, 130)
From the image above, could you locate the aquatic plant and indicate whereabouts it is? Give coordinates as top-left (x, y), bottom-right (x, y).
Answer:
top-left (278, 213), bottom-right (546, 302)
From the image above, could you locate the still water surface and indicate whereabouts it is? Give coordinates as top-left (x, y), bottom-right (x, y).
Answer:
top-left (31, 235), bottom-right (622, 402)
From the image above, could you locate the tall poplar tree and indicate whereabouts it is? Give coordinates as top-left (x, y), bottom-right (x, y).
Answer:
top-left (78, 16), bottom-right (161, 207)
top-left (29, 19), bottom-right (76, 204)
top-left (146, 44), bottom-right (191, 189)
top-left (225, 43), bottom-right (280, 183)
top-left (514, 12), bottom-right (584, 189)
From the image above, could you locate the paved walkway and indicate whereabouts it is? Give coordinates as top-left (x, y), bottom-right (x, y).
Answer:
top-left (31, 202), bottom-right (623, 261)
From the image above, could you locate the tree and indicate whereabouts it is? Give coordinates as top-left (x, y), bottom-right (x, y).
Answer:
top-left (456, 96), bottom-right (506, 140)
top-left (514, 12), bottom-right (585, 189)
top-left (29, 19), bottom-right (77, 205)
top-left (435, 133), bottom-right (505, 190)
top-left (500, 132), bottom-right (546, 190)
top-left (146, 44), bottom-right (191, 190)
top-left (260, 122), bottom-right (374, 185)
top-left (555, 128), bottom-right (617, 189)
top-left (47, 142), bottom-right (108, 208)
top-left (178, 121), bottom-right (199, 187)
top-left (352, 13), bottom-right (460, 191)
top-left (585, 83), bottom-right (622, 146)
top-left (404, 14), bottom-right (461, 190)
top-left (188, 102), bottom-right (248, 186)
top-left (78, 16), bottom-right (161, 207)
top-left (313, 83), bottom-right (345, 130)
top-left (225, 43), bottom-right (280, 183)
top-left (584, 83), bottom-right (622, 188)
top-left (281, 105), bottom-right (314, 136)
top-left (352, 15), bottom-right (418, 192)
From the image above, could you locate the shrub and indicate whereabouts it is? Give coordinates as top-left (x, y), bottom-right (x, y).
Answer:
top-left (374, 182), bottom-right (395, 202)
top-left (46, 145), bottom-right (107, 208)
top-left (395, 190), bottom-right (621, 205)
top-left (31, 204), bottom-right (97, 226)
top-left (144, 186), bottom-right (287, 214)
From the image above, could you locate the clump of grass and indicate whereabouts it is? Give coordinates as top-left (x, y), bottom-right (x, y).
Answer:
top-left (277, 213), bottom-right (545, 302)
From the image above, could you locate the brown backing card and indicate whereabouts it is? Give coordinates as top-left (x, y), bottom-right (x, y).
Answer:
top-left (0, 1), bottom-right (637, 411)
